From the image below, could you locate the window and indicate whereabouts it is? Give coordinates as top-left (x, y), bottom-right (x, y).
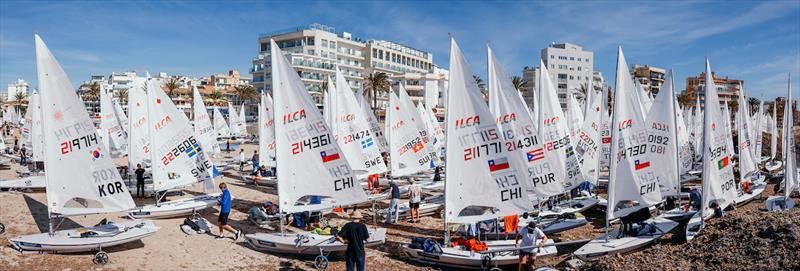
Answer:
top-left (322, 39), bottom-right (328, 47)
top-left (551, 64), bottom-right (555, 69)
top-left (373, 48), bottom-right (378, 58)
top-left (558, 84), bottom-right (567, 89)
top-left (570, 57), bottom-right (574, 61)
top-left (569, 75), bottom-right (574, 80)
top-left (558, 74), bottom-right (568, 79)
top-left (306, 37), bottom-right (315, 45)
top-left (586, 58), bottom-right (590, 62)
top-left (330, 41), bottom-right (336, 49)
top-left (379, 50), bottom-right (383, 59)
top-left (577, 66), bottom-right (582, 71)
top-left (550, 55), bottom-right (554, 59)
top-left (577, 57), bottom-right (582, 61)
top-left (307, 49), bottom-right (315, 55)
top-left (260, 43), bottom-right (268, 52)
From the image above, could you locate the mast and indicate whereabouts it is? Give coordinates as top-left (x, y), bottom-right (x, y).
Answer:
top-left (785, 74), bottom-right (792, 202)
top-left (669, 70), bottom-right (681, 204)
top-left (144, 79), bottom-right (160, 207)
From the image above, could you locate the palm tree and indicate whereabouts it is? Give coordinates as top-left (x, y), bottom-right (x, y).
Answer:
top-left (207, 91), bottom-right (227, 106)
top-left (363, 72), bottom-right (390, 109)
top-left (573, 83), bottom-right (590, 104)
top-left (165, 77), bottom-right (180, 98)
top-left (12, 91), bottom-right (28, 113)
top-left (473, 75), bottom-right (486, 91)
top-left (81, 82), bottom-right (101, 101)
top-left (748, 97), bottom-right (761, 113)
top-left (234, 85), bottom-right (258, 105)
top-left (114, 89), bottom-right (129, 105)
top-left (510, 76), bottom-right (526, 92)
top-left (729, 99), bottom-right (739, 115)
top-left (676, 93), bottom-right (694, 108)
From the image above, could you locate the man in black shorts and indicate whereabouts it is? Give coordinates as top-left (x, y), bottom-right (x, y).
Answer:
top-left (216, 183), bottom-right (241, 240)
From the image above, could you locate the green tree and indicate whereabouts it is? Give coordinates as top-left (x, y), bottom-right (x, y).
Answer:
top-left (81, 82), bottom-right (101, 101)
top-left (165, 77), bottom-right (180, 98)
top-left (12, 91), bottom-right (28, 113)
top-left (363, 72), bottom-right (390, 109)
top-left (207, 91), bottom-right (227, 106)
top-left (510, 76), bottom-right (526, 92)
top-left (114, 89), bottom-right (129, 105)
top-left (234, 85), bottom-right (258, 105)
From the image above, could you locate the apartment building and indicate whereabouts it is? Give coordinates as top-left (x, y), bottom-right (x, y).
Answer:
top-left (684, 71), bottom-right (742, 109)
top-left (631, 64), bottom-right (666, 95)
top-left (521, 43), bottom-right (594, 109)
top-left (251, 23), bottom-right (446, 110)
top-left (4, 78), bottom-right (30, 102)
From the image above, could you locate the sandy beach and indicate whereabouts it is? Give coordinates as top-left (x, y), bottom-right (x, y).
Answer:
top-left (1, 139), bottom-right (798, 271)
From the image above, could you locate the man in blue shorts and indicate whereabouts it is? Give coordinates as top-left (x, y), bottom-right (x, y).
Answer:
top-left (216, 183), bottom-right (241, 240)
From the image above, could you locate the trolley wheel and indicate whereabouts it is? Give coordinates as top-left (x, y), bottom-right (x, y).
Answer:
top-left (490, 268), bottom-right (502, 271)
top-left (314, 255), bottom-right (329, 270)
top-left (0, 222), bottom-right (5, 234)
top-left (481, 254), bottom-right (492, 270)
top-left (190, 212), bottom-right (201, 220)
top-left (93, 251), bottom-right (109, 266)
top-left (438, 209), bottom-right (445, 219)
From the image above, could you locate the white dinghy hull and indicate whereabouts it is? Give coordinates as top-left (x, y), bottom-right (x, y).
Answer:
top-left (732, 181), bottom-right (766, 207)
top-left (574, 216), bottom-right (678, 260)
top-left (127, 194), bottom-right (220, 219)
top-left (403, 239), bottom-right (556, 269)
top-left (8, 220), bottom-right (158, 253)
top-left (0, 175), bottom-right (46, 191)
top-left (765, 160), bottom-right (783, 172)
top-left (244, 227), bottom-right (387, 254)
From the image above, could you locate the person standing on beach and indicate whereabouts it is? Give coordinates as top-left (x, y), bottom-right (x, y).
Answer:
top-left (238, 149), bottom-right (246, 172)
top-left (408, 179), bottom-right (422, 223)
top-left (19, 143), bottom-right (27, 165)
top-left (216, 182), bottom-right (241, 240)
top-left (385, 180), bottom-right (400, 224)
top-left (516, 221), bottom-right (547, 271)
top-left (135, 163), bottom-right (146, 198)
top-left (251, 150), bottom-right (259, 173)
top-left (336, 210), bottom-right (370, 271)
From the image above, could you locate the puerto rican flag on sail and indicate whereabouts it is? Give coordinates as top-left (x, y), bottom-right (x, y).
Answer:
top-left (320, 149), bottom-right (341, 163)
top-left (488, 157), bottom-right (510, 172)
top-left (527, 148), bottom-right (544, 162)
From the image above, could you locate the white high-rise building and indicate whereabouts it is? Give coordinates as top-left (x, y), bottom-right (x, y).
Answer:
top-left (523, 43), bottom-right (594, 109)
top-left (5, 78), bottom-right (30, 102)
top-left (250, 23), bottom-right (446, 112)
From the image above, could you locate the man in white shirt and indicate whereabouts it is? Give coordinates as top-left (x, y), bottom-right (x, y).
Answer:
top-left (407, 179), bottom-right (422, 223)
top-left (516, 221), bottom-right (547, 271)
top-left (238, 149), bottom-right (246, 172)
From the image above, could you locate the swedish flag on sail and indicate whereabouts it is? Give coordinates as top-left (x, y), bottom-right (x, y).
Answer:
top-left (361, 138), bottom-right (374, 148)
top-left (184, 143), bottom-right (202, 158)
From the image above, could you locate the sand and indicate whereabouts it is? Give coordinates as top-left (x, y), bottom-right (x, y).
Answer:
top-left (1, 135), bottom-right (798, 270)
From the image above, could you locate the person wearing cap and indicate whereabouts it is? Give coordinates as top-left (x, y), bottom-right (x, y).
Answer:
top-left (336, 210), bottom-right (370, 271)
top-left (408, 179), bottom-right (422, 223)
top-left (385, 180), bottom-right (401, 224)
top-left (516, 221), bottom-right (547, 271)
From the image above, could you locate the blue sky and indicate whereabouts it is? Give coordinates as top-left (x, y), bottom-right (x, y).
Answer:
top-left (1, 1), bottom-right (799, 99)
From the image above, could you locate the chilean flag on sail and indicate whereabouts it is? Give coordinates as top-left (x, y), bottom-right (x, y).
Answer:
top-left (320, 149), bottom-right (341, 163)
top-left (488, 157), bottom-right (510, 172)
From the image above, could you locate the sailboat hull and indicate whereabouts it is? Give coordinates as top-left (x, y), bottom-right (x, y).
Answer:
top-left (127, 194), bottom-right (219, 219)
top-left (8, 220), bottom-right (158, 253)
top-left (732, 181), bottom-right (766, 207)
top-left (244, 227), bottom-right (386, 254)
top-left (403, 239), bottom-right (556, 269)
top-left (765, 160), bottom-right (783, 172)
top-left (574, 216), bottom-right (678, 260)
top-left (0, 175), bottom-right (46, 191)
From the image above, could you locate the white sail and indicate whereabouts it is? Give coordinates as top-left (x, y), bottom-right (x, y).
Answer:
top-left (487, 46), bottom-right (562, 196)
top-left (101, 85), bottom-right (127, 156)
top-left (646, 70), bottom-right (680, 196)
top-left (675, 100), bottom-right (693, 175)
top-left (238, 104), bottom-right (247, 136)
top-left (574, 84), bottom-right (603, 185)
top-left (21, 91), bottom-right (44, 161)
top-left (35, 34), bottom-right (135, 216)
top-left (750, 99), bottom-right (764, 160)
top-left (258, 93), bottom-right (276, 167)
top-left (445, 38), bottom-right (530, 224)
top-left (331, 68), bottom-right (387, 175)
top-left (388, 91), bottom-right (437, 176)
top-left (537, 59), bottom-right (583, 191)
top-left (600, 86), bottom-right (612, 169)
top-left (771, 105), bottom-right (778, 159)
top-left (213, 107), bottom-right (230, 137)
top-left (146, 79), bottom-right (210, 192)
top-left (783, 76), bottom-right (798, 198)
top-left (700, 59), bottom-right (738, 215)
top-left (567, 92), bottom-right (584, 139)
top-left (128, 76), bottom-right (151, 169)
top-left (193, 86), bottom-right (219, 155)
top-left (736, 94), bottom-right (757, 177)
top-left (421, 103), bottom-right (445, 153)
top-left (607, 48), bottom-right (662, 220)
top-left (722, 103), bottom-right (735, 164)
top-left (112, 98), bottom-right (129, 138)
top-left (227, 102), bottom-right (242, 136)
top-left (271, 40), bottom-right (366, 212)
top-left (356, 87), bottom-right (389, 153)
top-left (324, 76), bottom-right (337, 130)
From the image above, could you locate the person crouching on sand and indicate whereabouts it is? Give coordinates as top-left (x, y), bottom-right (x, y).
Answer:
top-left (216, 183), bottom-right (241, 240)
